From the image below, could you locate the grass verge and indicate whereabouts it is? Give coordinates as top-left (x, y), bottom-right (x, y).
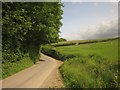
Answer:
top-left (2, 55), bottom-right (34, 79)
top-left (41, 38), bottom-right (119, 88)
top-left (60, 55), bottom-right (118, 88)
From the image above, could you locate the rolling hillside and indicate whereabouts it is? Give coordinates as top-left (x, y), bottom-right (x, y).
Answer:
top-left (42, 37), bottom-right (119, 88)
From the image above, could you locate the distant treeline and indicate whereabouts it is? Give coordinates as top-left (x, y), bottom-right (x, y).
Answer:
top-left (52, 37), bottom-right (119, 47)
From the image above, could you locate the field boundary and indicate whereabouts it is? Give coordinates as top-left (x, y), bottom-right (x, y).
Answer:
top-left (52, 37), bottom-right (119, 47)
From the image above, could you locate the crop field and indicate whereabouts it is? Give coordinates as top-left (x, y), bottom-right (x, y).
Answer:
top-left (57, 39), bottom-right (118, 62)
top-left (51, 37), bottom-right (119, 47)
top-left (42, 38), bottom-right (119, 88)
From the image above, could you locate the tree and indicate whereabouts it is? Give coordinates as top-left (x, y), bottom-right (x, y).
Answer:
top-left (2, 2), bottom-right (63, 63)
top-left (59, 38), bottom-right (67, 42)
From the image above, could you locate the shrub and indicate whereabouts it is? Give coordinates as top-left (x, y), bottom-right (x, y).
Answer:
top-left (41, 45), bottom-right (77, 61)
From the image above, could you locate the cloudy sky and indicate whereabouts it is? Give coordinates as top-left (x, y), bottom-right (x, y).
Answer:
top-left (60, 0), bottom-right (118, 40)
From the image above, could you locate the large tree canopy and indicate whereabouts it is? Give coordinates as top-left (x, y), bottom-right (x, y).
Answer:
top-left (2, 2), bottom-right (63, 63)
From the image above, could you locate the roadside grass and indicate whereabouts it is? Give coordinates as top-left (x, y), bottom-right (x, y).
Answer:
top-left (60, 56), bottom-right (118, 88)
top-left (2, 46), bottom-right (41, 79)
top-left (2, 55), bottom-right (34, 79)
top-left (42, 38), bottom-right (119, 88)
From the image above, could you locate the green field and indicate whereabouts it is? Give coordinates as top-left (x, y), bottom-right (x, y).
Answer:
top-left (57, 39), bottom-right (118, 62)
top-left (42, 38), bottom-right (119, 88)
top-left (51, 37), bottom-right (119, 47)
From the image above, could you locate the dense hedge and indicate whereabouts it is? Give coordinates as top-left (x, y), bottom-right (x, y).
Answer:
top-left (41, 45), bottom-right (77, 61)
top-left (2, 2), bottom-right (63, 78)
top-left (2, 2), bottom-right (63, 64)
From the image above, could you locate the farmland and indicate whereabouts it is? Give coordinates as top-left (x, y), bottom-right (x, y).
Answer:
top-left (57, 38), bottom-right (118, 61)
top-left (42, 38), bottom-right (119, 88)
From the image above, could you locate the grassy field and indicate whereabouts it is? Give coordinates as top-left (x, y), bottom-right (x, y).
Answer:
top-left (51, 37), bottom-right (119, 47)
top-left (42, 38), bottom-right (119, 88)
top-left (57, 39), bottom-right (118, 62)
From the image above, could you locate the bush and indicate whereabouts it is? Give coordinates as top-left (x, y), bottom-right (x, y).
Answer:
top-left (41, 45), bottom-right (64, 60)
top-left (52, 42), bottom-right (76, 47)
top-left (41, 45), bottom-right (77, 61)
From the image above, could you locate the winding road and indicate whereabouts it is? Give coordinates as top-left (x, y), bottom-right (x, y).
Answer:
top-left (2, 54), bottom-right (63, 88)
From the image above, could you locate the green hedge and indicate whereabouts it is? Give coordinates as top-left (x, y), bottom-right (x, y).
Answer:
top-left (41, 45), bottom-right (77, 61)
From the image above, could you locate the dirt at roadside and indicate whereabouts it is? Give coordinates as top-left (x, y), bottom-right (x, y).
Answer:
top-left (48, 61), bottom-right (64, 88)
top-left (41, 60), bottom-right (64, 88)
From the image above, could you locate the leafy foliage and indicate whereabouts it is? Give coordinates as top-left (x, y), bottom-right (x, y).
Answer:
top-left (2, 2), bottom-right (63, 64)
top-left (41, 45), bottom-right (77, 61)
top-left (58, 38), bottom-right (67, 42)
top-left (2, 2), bottom-right (63, 78)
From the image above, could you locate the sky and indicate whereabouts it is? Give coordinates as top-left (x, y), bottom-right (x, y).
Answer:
top-left (60, 1), bottom-right (118, 40)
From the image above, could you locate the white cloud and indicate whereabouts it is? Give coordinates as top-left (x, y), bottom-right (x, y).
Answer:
top-left (110, 9), bottom-right (115, 14)
top-left (62, 0), bottom-right (82, 2)
top-left (74, 18), bottom-right (118, 40)
top-left (60, 18), bottom-right (118, 40)
top-left (62, 0), bottom-right (119, 2)
top-left (94, 2), bottom-right (98, 6)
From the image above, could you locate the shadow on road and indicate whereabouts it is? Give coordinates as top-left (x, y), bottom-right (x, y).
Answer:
top-left (39, 59), bottom-right (45, 62)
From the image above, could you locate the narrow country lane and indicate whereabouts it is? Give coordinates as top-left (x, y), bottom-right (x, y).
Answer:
top-left (2, 54), bottom-right (63, 88)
